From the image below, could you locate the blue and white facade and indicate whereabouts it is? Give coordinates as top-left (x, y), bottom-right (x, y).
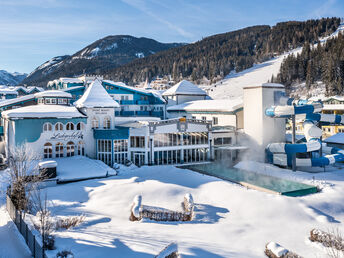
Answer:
top-left (1, 80), bottom-right (213, 167)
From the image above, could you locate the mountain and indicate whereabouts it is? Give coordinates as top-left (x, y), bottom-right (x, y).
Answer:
top-left (0, 70), bottom-right (27, 85)
top-left (23, 36), bottom-right (184, 86)
top-left (106, 18), bottom-right (341, 85)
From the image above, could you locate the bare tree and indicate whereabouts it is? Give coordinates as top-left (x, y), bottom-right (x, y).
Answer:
top-left (7, 143), bottom-right (40, 211)
top-left (30, 188), bottom-right (55, 250)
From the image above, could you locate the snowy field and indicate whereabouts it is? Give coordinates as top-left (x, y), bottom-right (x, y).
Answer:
top-left (24, 163), bottom-right (343, 258)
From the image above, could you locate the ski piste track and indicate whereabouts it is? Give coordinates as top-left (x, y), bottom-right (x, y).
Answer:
top-left (266, 97), bottom-right (344, 167)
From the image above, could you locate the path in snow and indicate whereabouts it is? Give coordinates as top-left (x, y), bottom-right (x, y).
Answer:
top-left (0, 170), bottom-right (31, 258)
top-left (0, 206), bottom-right (32, 258)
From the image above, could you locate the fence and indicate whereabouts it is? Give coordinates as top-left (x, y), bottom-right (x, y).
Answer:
top-left (6, 192), bottom-right (47, 258)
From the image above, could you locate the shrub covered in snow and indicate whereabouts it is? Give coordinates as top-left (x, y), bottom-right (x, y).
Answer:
top-left (130, 195), bottom-right (142, 221)
top-left (264, 242), bottom-right (301, 258)
top-left (155, 243), bottom-right (179, 258)
top-left (310, 229), bottom-right (344, 251)
top-left (55, 215), bottom-right (85, 230)
top-left (56, 250), bottom-right (74, 258)
top-left (183, 193), bottom-right (194, 215)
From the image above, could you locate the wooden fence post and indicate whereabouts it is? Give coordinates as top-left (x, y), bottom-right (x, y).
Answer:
top-left (25, 224), bottom-right (28, 244)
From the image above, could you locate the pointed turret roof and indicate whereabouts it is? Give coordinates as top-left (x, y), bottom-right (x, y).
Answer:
top-left (75, 79), bottom-right (120, 108)
top-left (162, 80), bottom-right (206, 96)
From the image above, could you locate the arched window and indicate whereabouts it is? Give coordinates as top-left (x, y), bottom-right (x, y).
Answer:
top-left (43, 123), bottom-right (52, 132)
top-left (66, 122), bottom-right (74, 130)
top-left (103, 117), bottom-right (111, 129)
top-left (55, 142), bottom-right (64, 158)
top-left (77, 141), bottom-right (85, 156)
top-left (92, 117), bottom-right (99, 129)
top-left (76, 122), bottom-right (85, 131)
top-left (66, 141), bottom-right (75, 157)
top-left (43, 143), bottom-right (52, 158)
top-left (55, 122), bottom-right (63, 131)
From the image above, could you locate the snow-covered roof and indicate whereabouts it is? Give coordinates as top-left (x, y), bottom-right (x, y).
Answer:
top-left (162, 80), bottom-right (207, 96)
top-left (244, 83), bottom-right (285, 89)
top-left (167, 98), bottom-right (243, 113)
top-left (59, 77), bottom-right (83, 84)
top-left (261, 83), bottom-right (284, 88)
top-left (103, 80), bottom-right (166, 103)
top-left (75, 79), bottom-right (120, 108)
top-left (34, 90), bottom-right (72, 98)
top-left (0, 94), bottom-right (35, 108)
top-left (2, 105), bottom-right (86, 119)
top-left (324, 133), bottom-right (344, 144)
top-left (0, 88), bottom-right (18, 95)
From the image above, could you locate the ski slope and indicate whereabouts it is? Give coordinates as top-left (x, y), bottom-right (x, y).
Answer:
top-left (207, 22), bottom-right (344, 101)
top-left (207, 48), bottom-right (301, 100)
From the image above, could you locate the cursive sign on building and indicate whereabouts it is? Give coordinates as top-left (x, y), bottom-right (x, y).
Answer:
top-left (49, 132), bottom-right (83, 141)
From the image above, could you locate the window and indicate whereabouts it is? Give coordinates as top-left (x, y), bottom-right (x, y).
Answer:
top-left (51, 98), bottom-right (57, 104)
top-left (97, 140), bottom-right (112, 166)
top-left (55, 122), bottom-right (63, 131)
top-left (212, 117), bottom-right (218, 125)
top-left (202, 116), bottom-right (206, 121)
top-left (92, 117), bottom-right (99, 129)
top-left (44, 143), bottom-right (52, 158)
top-left (66, 122), bottom-right (74, 130)
top-left (55, 142), bottom-right (64, 158)
top-left (113, 140), bottom-right (128, 164)
top-left (130, 136), bottom-right (145, 148)
top-left (45, 98), bottom-right (51, 104)
top-left (76, 122), bottom-right (85, 130)
top-left (43, 123), bottom-right (52, 132)
top-left (66, 141), bottom-right (75, 157)
top-left (103, 117), bottom-right (111, 129)
top-left (58, 98), bottom-right (68, 105)
top-left (77, 141), bottom-right (85, 155)
top-left (192, 116), bottom-right (196, 120)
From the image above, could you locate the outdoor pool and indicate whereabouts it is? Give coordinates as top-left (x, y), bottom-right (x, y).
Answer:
top-left (182, 163), bottom-right (317, 197)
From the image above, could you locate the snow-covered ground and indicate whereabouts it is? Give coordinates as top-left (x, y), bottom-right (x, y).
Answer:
top-left (52, 156), bottom-right (117, 181)
top-left (27, 163), bottom-right (344, 257)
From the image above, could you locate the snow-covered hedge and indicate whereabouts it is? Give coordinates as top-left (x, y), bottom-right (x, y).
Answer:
top-left (155, 243), bottom-right (179, 258)
top-left (310, 228), bottom-right (344, 251)
top-left (264, 242), bottom-right (301, 258)
top-left (130, 194), bottom-right (194, 222)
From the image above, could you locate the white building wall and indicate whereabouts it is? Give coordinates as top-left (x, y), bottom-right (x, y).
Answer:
top-left (243, 85), bottom-right (285, 160)
top-left (83, 107), bottom-right (116, 158)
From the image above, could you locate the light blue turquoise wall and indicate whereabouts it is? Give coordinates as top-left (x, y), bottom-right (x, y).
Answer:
top-left (102, 81), bottom-right (164, 105)
top-left (14, 117), bottom-right (87, 145)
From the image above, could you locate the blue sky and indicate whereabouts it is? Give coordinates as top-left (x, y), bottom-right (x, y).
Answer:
top-left (0, 0), bottom-right (343, 73)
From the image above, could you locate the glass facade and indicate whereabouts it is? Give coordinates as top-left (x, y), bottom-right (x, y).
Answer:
top-left (113, 140), bottom-right (128, 164)
top-left (154, 132), bottom-right (208, 147)
top-left (97, 139), bottom-right (112, 166)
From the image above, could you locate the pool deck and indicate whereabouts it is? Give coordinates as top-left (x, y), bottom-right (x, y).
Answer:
top-left (180, 163), bottom-right (318, 197)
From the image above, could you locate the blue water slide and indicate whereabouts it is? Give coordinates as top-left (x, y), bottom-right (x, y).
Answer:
top-left (265, 99), bottom-right (344, 167)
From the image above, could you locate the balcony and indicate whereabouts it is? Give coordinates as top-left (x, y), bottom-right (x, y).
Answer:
top-left (136, 100), bottom-right (150, 105)
top-left (120, 100), bottom-right (134, 105)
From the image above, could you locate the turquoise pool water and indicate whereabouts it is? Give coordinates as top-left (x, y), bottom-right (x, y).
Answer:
top-left (183, 163), bottom-right (317, 197)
